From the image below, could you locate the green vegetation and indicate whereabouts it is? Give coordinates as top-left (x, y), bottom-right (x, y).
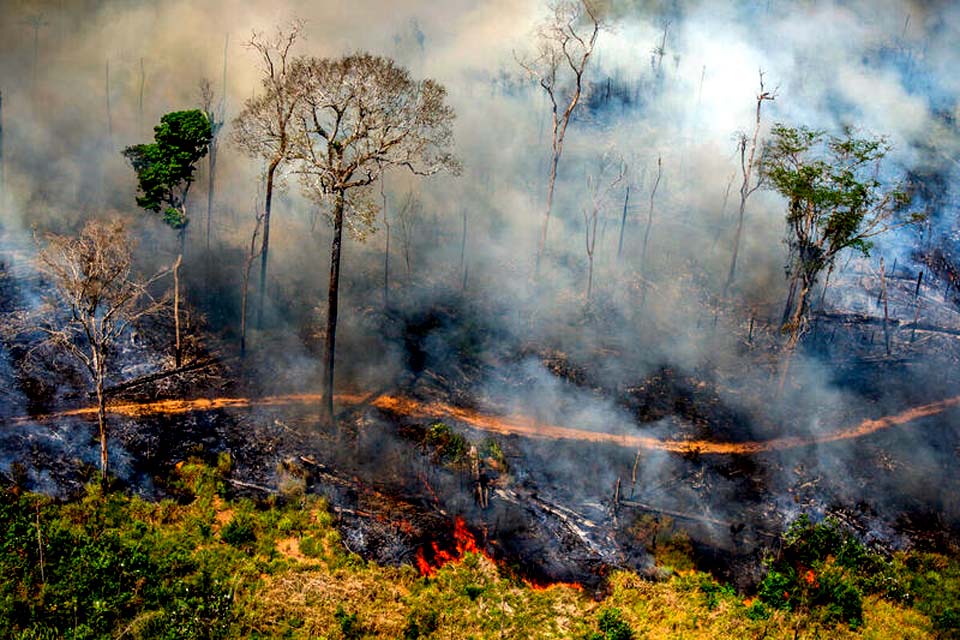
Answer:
top-left (123, 109), bottom-right (213, 231)
top-left (0, 463), bottom-right (955, 639)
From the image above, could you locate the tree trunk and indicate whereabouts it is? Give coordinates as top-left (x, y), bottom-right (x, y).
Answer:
top-left (322, 191), bottom-right (345, 427)
top-left (535, 149), bottom-right (561, 278)
top-left (257, 159), bottom-right (279, 328)
top-left (381, 178), bottom-right (390, 308)
top-left (173, 254), bottom-right (182, 368)
top-left (640, 157), bottom-right (662, 276)
top-left (617, 185), bottom-right (630, 261)
top-left (95, 356), bottom-right (108, 486)
top-left (778, 277), bottom-right (813, 394)
top-left (206, 139), bottom-right (217, 251)
top-left (587, 254), bottom-right (594, 300)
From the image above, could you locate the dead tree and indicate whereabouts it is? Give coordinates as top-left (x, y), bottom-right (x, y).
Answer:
top-left (35, 220), bottom-right (167, 484)
top-left (240, 198), bottom-right (265, 357)
top-left (289, 53), bottom-right (459, 426)
top-left (232, 21), bottom-right (304, 328)
top-left (583, 151), bottom-right (625, 300)
top-left (640, 156), bottom-right (662, 276)
top-left (517, 0), bottom-right (601, 277)
top-left (380, 176), bottom-right (391, 307)
top-left (199, 75), bottom-right (226, 250)
top-left (396, 191), bottom-right (422, 278)
top-left (723, 71), bottom-right (775, 297)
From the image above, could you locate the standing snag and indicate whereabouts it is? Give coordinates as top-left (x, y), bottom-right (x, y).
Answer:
top-left (35, 220), bottom-right (167, 484)
top-left (231, 21), bottom-right (304, 328)
top-left (289, 53), bottom-right (459, 426)
top-left (517, 0), bottom-right (602, 277)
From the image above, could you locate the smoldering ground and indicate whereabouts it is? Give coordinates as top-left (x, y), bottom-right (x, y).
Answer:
top-left (1, 0), bottom-right (960, 573)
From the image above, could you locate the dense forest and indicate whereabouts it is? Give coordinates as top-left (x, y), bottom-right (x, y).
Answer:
top-left (1, 0), bottom-right (959, 637)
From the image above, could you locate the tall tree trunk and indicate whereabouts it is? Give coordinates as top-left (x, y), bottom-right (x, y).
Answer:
top-left (257, 159), bottom-right (279, 328)
top-left (173, 254), bottom-right (182, 368)
top-left (381, 178), bottom-right (390, 308)
top-left (640, 157), bottom-right (662, 276)
top-left (617, 185), bottom-right (630, 261)
top-left (535, 149), bottom-right (561, 277)
top-left (778, 276), bottom-right (813, 394)
top-left (460, 208), bottom-right (468, 290)
top-left (322, 191), bottom-right (345, 427)
top-left (94, 355), bottom-right (108, 486)
top-left (206, 140), bottom-right (217, 250)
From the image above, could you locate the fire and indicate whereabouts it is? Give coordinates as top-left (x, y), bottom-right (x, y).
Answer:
top-left (803, 569), bottom-right (818, 587)
top-left (9, 391), bottom-right (960, 456)
top-left (415, 516), bottom-right (490, 578)
top-left (415, 516), bottom-right (584, 591)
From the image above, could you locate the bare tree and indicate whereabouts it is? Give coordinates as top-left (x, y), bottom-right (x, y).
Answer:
top-left (396, 190), bottom-right (422, 278)
top-left (517, 0), bottom-right (601, 277)
top-left (232, 21), bottom-right (303, 328)
top-left (240, 198), bottom-right (265, 358)
top-left (723, 71), bottom-right (775, 297)
top-left (289, 53), bottom-right (459, 425)
top-left (583, 150), bottom-right (625, 300)
top-left (640, 155), bottom-right (662, 276)
top-left (199, 67), bottom-right (226, 250)
top-left (35, 220), bottom-right (167, 484)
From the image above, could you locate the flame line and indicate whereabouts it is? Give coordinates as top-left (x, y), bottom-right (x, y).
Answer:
top-left (6, 392), bottom-right (959, 456)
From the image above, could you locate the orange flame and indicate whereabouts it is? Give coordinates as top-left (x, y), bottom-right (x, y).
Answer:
top-left (416, 516), bottom-right (489, 577)
top-left (9, 392), bottom-right (960, 456)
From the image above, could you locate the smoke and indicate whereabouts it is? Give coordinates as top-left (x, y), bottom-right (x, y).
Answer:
top-left (1, 0), bottom-right (960, 558)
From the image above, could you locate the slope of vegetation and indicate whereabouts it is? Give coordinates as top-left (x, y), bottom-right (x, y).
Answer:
top-left (1, 459), bottom-right (957, 639)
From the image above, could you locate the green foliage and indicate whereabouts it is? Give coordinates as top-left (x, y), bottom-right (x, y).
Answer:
top-left (123, 109), bottom-right (213, 230)
top-left (424, 422), bottom-right (469, 465)
top-left (898, 553), bottom-right (960, 637)
top-left (402, 607), bottom-right (439, 639)
top-left (758, 515), bottom-right (868, 627)
top-left (699, 577), bottom-right (736, 610)
top-left (763, 123), bottom-right (916, 327)
top-left (596, 607), bottom-right (633, 640)
top-left (334, 605), bottom-right (362, 639)
top-left (221, 513), bottom-right (257, 549)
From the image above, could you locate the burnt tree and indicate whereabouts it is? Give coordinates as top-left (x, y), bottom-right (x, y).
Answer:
top-left (36, 220), bottom-right (167, 483)
top-left (517, 0), bottom-right (601, 277)
top-left (289, 53), bottom-right (459, 425)
top-left (232, 21), bottom-right (303, 328)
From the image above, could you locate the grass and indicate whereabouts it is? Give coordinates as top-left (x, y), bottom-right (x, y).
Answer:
top-left (1, 459), bottom-right (956, 639)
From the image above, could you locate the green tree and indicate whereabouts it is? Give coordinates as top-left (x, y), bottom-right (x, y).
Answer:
top-left (289, 53), bottom-right (459, 425)
top-left (763, 124), bottom-right (915, 351)
top-left (123, 109), bottom-right (211, 367)
top-left (123, 109), bottom-right (213, 240)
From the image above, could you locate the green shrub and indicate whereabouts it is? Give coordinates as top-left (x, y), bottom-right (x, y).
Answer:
top-left (403, 607), bottom-right (439, 639)
top-left (596, 607), bottom-right (633, 640)
top-left (221, 514), bottom-right (256, 548)
top-left (425, 423), bottom-right (469, 465)
top-left (334, 605), bottom-right (362, 639)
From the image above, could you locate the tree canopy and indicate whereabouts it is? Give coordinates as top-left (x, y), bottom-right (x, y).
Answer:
top-left (123, 109), bottom-right (213, 229)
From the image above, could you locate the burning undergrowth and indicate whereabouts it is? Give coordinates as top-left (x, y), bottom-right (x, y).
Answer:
top-left (2, 229), bottom-right (960, 594)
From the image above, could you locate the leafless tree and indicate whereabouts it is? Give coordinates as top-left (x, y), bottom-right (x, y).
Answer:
top-left (583, 150), bottom-right (625, 300)
top-left (35, 220), bottom-right (167, 484)
top-left (723, 70), bottom-right (775, 297)
top-left (640, 155), bottom-right (662, 276)
top-left (396, 190), bottom-right (422, 278)
top-left (517, 0), bottom-right (602, 277)
top-left (232, 20), bottom-right (304, 328)
top-left (240, 196), bottom-right (265, 358)
top-left (199, 63), bottom-right (226, 250)
top-left (289, 53), bottom-right (459, 425)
